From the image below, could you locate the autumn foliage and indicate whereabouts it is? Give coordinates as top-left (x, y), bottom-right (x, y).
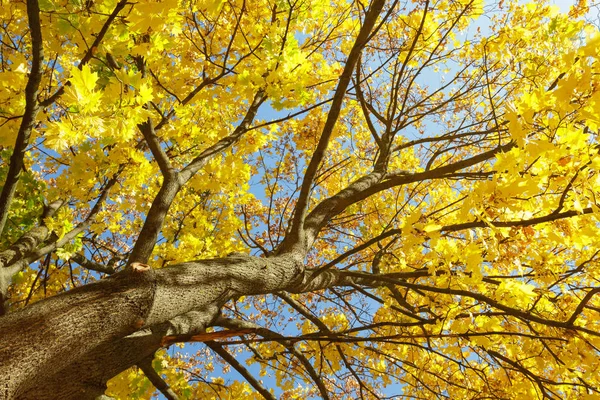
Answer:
top-left (1, 0), bottom-right (600, 398)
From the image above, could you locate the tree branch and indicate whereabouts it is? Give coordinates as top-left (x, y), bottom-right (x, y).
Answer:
top-left (137, 354), bottom-right (180, 400)
top-left (139, 117), bottom-right (175, 177)
top-left (277, 291), bottom-right (330, 332)
top-left (0, 172), bottom-right (118, 313)
top-left (216, 317), bottom-right (331, 400)
top-left (317, 205), bottom-right (595, 273)
top-left (0, 200), bottom-right (62, 315)
top-left (283, 0), bottom-right (386, 253)
top-left (179, 89), bottom-right (266, 181)
top-left (300, 142), bottom-right (514, 247)
top-left (0, 200), bottom-right (62, 270)
top-left (354, 59), bottom-right (381, 146)
top-left (39, 0), bottom-right (128, 107)
top-left (71, 253), bottom-right (116, 275)
top-left (128, 89), bottom-right (266, 265)
top-left (293, 269), bottom-right (600, 337)
top-left (0, 0), bottom-right (43, 237)
top-left (206, 341), bottom-right (276, 400)
top-left (567, 287), bottom-right (600, 325)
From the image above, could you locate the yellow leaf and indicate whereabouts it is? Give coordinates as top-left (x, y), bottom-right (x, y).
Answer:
top-left (137, 82), bottom-right (154, 104)
top-left (69, 64), bottom-right (98, 94)
top-left (423, 224), bottom-right (442, 233)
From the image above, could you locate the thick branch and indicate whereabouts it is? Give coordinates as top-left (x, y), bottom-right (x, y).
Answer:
top-left (127, 174), bottom-right (181, 266)
top-left (71, 253), bottom-right (116, 275)
top-left (128, 90), bottom-right (266, 265)
top-left (0, 173), bottom-right (117, 315)
top-left (0, 253), bottom-right (304, 398)
top-left (291, 269), bottom-right (600, 338)
top-left (0, 200), bottom-right (62, 314)
top-left (567, 287), bottom-right (600, 325)
top-left (0, 200), bottom-right (62, 270)
top-left (0, 0), bottom-right (43, 237)
top-left (139, 117), bottom-right (175, 176)
top-left (369, 141), bottom-right (515, 196)
top-left (7, 173), bottom-right (118, 270)
top-left (301, 142), bottom-right (514, 247)
top-left (284, 0), bottom-right (386, 252)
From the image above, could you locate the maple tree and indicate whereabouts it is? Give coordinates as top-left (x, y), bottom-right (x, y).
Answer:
top-left (1, 0), bottom-right (600, 398)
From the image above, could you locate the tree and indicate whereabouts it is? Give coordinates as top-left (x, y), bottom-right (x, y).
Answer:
top-left (0, 0), bottom-right (599, 398)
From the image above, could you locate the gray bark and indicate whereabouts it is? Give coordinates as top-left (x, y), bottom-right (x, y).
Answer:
top-left (0, 254), bottom-right (303, 399)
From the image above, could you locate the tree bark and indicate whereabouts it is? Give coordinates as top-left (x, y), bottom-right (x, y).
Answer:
top-left (0, 254), bottom-right (303, 399)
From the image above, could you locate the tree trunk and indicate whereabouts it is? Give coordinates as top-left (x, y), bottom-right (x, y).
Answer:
top-left (0, 254), bottom-right (303, 399)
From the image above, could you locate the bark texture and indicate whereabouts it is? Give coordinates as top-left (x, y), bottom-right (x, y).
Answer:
top-left (0, 254), bottom-right (303, 399)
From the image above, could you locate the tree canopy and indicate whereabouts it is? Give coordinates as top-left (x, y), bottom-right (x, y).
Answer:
top-left (1, 0), bottom-right (600, 398)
